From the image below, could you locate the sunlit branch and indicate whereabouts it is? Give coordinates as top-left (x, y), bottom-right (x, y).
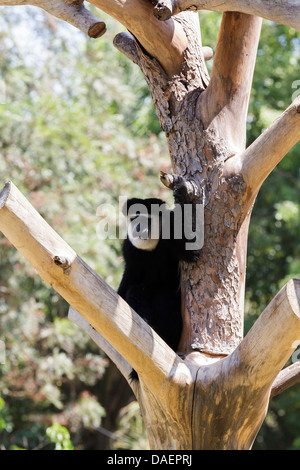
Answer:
top-left (153, 0), bottom-right (300, 31)
top-left (0, 0), bottom-right (106, 37)
top-left (271, 362), bottom-right (300, 398)
top-left (0, 181), bottom-right (182, 394)
top-left (224, 96), bottom-right (300, 199)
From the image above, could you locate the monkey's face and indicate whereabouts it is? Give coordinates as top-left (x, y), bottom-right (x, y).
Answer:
top-left (127, 212), bottom-right (161, 251)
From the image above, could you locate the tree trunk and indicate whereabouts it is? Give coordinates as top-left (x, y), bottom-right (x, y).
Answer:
top-left (1, 1), bottom-right (300, 450)
top-left (127, 12), bottom-right (261, 358)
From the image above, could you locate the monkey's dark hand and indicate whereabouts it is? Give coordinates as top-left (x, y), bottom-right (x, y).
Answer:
top-left (160, 171), bottom-right (201, 204)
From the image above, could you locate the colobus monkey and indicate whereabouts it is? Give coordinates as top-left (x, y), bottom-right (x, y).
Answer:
top-left (118, 176), bottom-right (202, 381)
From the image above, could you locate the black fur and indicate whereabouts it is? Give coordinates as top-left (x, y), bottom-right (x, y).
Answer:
top-left (118, 181), bottom-right (201, 381)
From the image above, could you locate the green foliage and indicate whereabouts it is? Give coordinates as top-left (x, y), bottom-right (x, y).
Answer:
top-left (0, 397), bottom-right (12, 433)
top-left (246, 21), bottom-right (300, 318)
top-left (0, 7), bottom-right (170, 450)
top-left (111, 402), bottom-right (149, 450)
top-left (46, 423), bottom-right (74, 450)
top-left (0, 8), bottom-right (299, 450)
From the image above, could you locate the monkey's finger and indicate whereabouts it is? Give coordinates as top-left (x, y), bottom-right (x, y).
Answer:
top-left (160, 171), bottom-right (174, 189)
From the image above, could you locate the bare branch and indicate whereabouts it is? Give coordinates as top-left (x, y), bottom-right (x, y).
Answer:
top-left (0, 181), bottom-right (183, 394)
top-left (198, 13), bottom-right (262, 154)
top-left (113, 31), bottom-right (212, 65)
top-left (0, 0), bottom-right (106, 38)
top-left (68, 307), bottom-right (138, 392)
top-left (153, 0), bottom-right (300, 31)
top-left (202, 46), bottom-right (213, 61)
top-left (271, 362), bottom-right (300, 398)
top-left (224, 96), bottom-right (300, 199)
top-left (90, 0), bottom-right (188, 77)
top-left (113, 32), bottom-right (140, 65)
top-left (229, 279), bottom-right (300, 391)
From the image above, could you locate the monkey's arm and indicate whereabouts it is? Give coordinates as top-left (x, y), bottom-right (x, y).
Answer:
top-left (160, 172), bottom-right (203, 262)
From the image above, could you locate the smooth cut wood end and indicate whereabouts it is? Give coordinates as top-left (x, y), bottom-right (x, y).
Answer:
top-left (287, 278), bottom-right (300, 319)
top-left (88, 22), bottom-right (107, 38)
top-left (153, 3), bottom-right (173, 21)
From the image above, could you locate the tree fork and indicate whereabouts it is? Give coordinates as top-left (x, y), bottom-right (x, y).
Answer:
top-left (1, 181), bottom-right (300, 449)
top-left (1, 0), bottom-right (300, 451)
top-left (139, 13), bottom-right (262, 357)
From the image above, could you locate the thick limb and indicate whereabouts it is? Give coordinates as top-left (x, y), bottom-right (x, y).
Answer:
top-left (271, 362), bottom-right (300, 398)
top-left (0, 0), bottom-right (106, 37)
top-left (0, 181), bottom-right (183, 395)
top-left (153, 0), bottom-right (300, 31)
top-left (224, 96), bottom-right (300, 204)
top-left (198, 13), bottom-right (262, 154)
top-left (0, 0), bottom-right (187, 75)
top-left (90, 0), bottom-right (188, 77)
top-left (68, 307), bottom-right (136, 390)
top-left (231, 279), bottom-right (300, 391)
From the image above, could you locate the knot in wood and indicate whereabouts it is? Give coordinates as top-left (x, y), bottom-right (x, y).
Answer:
top-left (64, 0), bottom-right (84, 5)
top-left (53, 255), bottom-right (72, 274)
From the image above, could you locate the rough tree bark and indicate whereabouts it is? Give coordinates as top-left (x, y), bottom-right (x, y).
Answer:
top-left (1, 0), bottom-right (300, 450)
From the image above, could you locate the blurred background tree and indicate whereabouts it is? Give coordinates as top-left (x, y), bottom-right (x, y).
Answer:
top-left (0, 7), bottom-right (299, 450)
